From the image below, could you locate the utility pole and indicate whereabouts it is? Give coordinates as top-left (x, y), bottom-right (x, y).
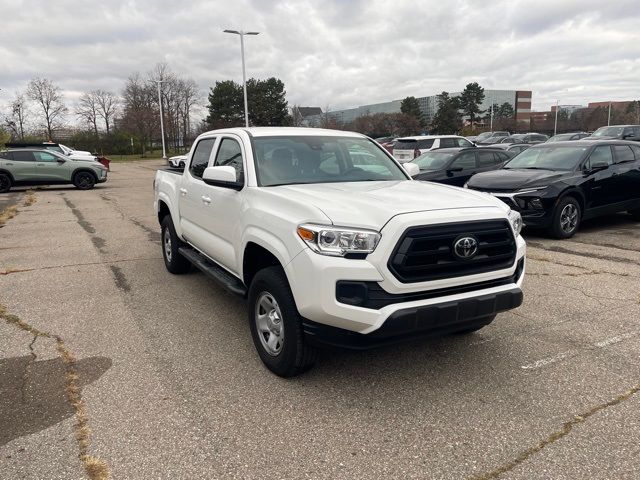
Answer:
top-left (224, 29), bottom-right (260, 128)
top-left (155, 80), bottom-right (167, 160)
top-left (554, 100), bottom-right (559, 136)
top-left (607, 101), bottom-right (612, 126)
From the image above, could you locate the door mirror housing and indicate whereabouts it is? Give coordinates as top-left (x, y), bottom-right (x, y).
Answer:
top-left (587, 160), bottom-right (609, 173)
top-left (403, 162), bottom-right (419, 177)
top-left (202, 166), bottom-right (243, 190)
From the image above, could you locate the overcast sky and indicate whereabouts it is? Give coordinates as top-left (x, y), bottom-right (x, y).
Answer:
top-left (1, 0), bottom-right (639, 119)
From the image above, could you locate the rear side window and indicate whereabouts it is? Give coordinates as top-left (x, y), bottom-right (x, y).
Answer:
top-left (395, 139), bottom-right (434, 150)
top-left (456, 138), bottom-right (474, 147)
top-left (478, 150), bottom-right (498, 167)
top-left (613, 145), bottom-right (635, 163)
top-left (451, 151), bottom-right (476, 169)
top-left (439, 138), bottom-right (456, 148)
top-left (11, 151), bottom-right (36, 162)
top-left (0, 151), bottom-right (11, 160)
top-left (630, 144), bottom-right (640, 159)
top-left (214, 138), bottom-right (244, 183)
top-left (189, 138), bottom-right (216, 179)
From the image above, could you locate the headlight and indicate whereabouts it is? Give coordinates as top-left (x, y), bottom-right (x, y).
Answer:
top-left (508, 210), bottom-right (523, 236)
top-left (297, 224), bottom-right (381, 257)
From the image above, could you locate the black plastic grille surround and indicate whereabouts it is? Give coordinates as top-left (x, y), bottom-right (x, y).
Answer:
top-left (388, 219), bottom-right (517, 283)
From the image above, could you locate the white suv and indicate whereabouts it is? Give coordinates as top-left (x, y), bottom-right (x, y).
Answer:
top-left (393, 135), bottom-right (475, 163)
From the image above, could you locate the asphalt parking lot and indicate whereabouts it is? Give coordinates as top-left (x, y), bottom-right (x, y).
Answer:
top-left (1, 161), bottom-right (639, 479)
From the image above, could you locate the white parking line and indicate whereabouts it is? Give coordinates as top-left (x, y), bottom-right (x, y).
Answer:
top-left (594, 330), bottom-right (640, 348)
top-left (521, 350), bottom-right (578, 370)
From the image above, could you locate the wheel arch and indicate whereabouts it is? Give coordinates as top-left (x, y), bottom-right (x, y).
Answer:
top-left (557, 188), bottom-right (586, 217)
top-left (242, 241), bottom-right (286, 290)
top-left (0, 169), bottom-right (15, 182)
top-left (71, 168), bottom-right (98, 182)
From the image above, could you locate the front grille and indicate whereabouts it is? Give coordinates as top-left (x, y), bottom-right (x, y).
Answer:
top-left (388, 220), bottom-right (517, 283)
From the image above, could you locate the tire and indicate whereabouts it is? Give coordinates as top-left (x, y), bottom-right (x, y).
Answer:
top-left (248, 266), bottom-right (318, 377)
top-left (549, 196), bottom-right (581, 239)
top-left (0, 173), bottom-right (11, 193)
top-left (73, 171), bottom-right (96, 190)
top-left (160, 215), bottom-right (191, 274)
top-left (453, 315), bottom-right (496, 334)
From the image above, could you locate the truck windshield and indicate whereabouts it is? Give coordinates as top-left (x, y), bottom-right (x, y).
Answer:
top-left (253, 136), bottom-right (408, 186)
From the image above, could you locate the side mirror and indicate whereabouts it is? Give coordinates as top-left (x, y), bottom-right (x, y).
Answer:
top-left (587, 161), bottom-right (609, 173)
top-left (623, 133), bottom-right (635, 139)
top-left (202, 166), bottom-right (243, 190)
top-left (403, 162), bottom-right (420, 177)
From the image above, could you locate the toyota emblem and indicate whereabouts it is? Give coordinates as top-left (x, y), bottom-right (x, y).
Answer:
top-left (453, 236), bottom-right (478, 259)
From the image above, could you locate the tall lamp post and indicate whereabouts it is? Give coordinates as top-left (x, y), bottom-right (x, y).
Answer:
top-left (155, 80), bottom-right (167, 160)
top-left (553, 100), bottom-right (559, 136)
top-left (224, 29), bottom-right (260, 128)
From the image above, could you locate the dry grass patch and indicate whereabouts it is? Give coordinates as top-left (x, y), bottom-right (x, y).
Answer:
top-left (0, 205), bottom-right (18, 227)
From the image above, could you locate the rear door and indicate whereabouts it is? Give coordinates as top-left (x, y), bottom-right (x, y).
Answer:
top-left (6, 150), bottom-right (37, 181)
top-left (612, 144), bottom-right (640, 203)
top-left (33, 151), bottom-right (71, 181)
top-left (582, 145), bottom-right (616, 209)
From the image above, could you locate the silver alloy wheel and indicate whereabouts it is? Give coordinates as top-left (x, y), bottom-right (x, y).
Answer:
top-left (163, 228), bottom-right (172, 262)
top-left (560, 203), bottom-right (579, 233)
top-left (255, 292), bottom-right (284, 356)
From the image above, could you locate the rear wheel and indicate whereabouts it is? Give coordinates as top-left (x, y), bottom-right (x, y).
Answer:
top-left (73, 171), bottom-right (96, 190)
top-left (160, 215), bottom-right (191, 274)
top-left (550, 196), bottom-right (581, 239)
top-left (248, 266), bottom-right (318, 377)
top-left (0, 173), bottom-right (11, 193)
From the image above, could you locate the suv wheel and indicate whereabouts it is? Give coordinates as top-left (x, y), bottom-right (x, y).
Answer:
top-left (160, 215), bottom-right (191, 274)
top-left (0, 173), bottom-right (11, 193)
top-left (248, 266), bottom-right (318, 377)
top-left (73, 171), bottom-right (96, 190)
top-left (550, 196), bottom-right (581, 239)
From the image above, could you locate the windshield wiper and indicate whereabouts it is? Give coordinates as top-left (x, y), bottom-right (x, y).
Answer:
top-left (506, 166), bottom-right (556, 171)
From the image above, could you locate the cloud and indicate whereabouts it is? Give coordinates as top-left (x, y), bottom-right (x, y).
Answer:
top-left (0, 0), bottom-right (638, 120)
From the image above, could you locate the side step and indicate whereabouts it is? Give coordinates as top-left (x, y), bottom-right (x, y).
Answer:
top-left (178, 247), bottom-right (247, 297)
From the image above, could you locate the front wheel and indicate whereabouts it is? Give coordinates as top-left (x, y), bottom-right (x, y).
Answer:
top-left (248, 266), bottom-right (318, 377)
top-left (73, 171), bottom-right (96, 190)
top-left (0, 173), bottom-right (11, 193)
top-left (550, 196), bottom-right (581, 239)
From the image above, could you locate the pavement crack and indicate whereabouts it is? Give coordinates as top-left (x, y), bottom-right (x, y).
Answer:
top-left (20, 335), bottom-right (38, 403)
top-left (527, 253), bottom-right (636, 278)
top-left (62, 196), bottom-right (107, 253)
top-left (0, 304), bottom-right (111, 480)
top-left (109, 265), bottom-right (132, 293)
top-left (528, 242), bottom-right (640, 267)
top-left (0, 257), bottom-right (162, 275)
top-left (469, 381), bottom-right (640, 480)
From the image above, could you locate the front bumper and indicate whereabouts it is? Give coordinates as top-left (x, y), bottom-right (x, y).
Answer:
top-left (97, 171), bottom-right (108, 183)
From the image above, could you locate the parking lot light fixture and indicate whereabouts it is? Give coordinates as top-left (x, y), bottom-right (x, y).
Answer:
top-left (224, 29), bottom-right (260, 128)
top-left (155, 80), bottom-right (167, 160)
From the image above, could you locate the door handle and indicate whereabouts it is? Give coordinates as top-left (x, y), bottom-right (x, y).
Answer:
top-left (201, 195), bottom-right (212, 205)
top-left (5, 162), bottom-right (13, 165)
top-left (179, 188), bottom-right (188, 196)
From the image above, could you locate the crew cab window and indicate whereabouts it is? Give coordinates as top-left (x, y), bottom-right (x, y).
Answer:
top-left (586, 145), bottom-right (613, 168)
top-left (11, 151), bottom-right (36, 162)
top-left (214, 138), bottom-right (244, 183)
top-left (613, 145), bottom-right (635, 163)
top-left (34, 152), bottom-right (58, 162)
top-left (451, 152), bottom-right (477, 169)
top-left (477, 151), bottom-right (498, 167)
top-left (189, 138), bottom-right (216, 179)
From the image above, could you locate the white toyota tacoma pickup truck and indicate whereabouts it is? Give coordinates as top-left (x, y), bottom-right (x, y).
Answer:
top-left (154, 127), bottom-right (526, 376)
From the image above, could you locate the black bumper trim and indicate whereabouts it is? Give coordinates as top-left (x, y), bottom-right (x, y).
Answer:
top-left (304, 287), bottom-right (523, 350)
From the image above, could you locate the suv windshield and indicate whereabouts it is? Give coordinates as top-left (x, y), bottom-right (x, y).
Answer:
top-left (413, 152), bottom-right (455, 170)
top-left (592, 126), bottom-right (623, 137)
top-left (504, 146), bottom-right (588, 171)
top-left (475, 132), bottom-right (492, 141)
top-left (253, 136), bottom-right (407, 186)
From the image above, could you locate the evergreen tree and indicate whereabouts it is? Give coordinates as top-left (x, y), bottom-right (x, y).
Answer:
top-left (431, 92), bottom-right (462, 134)
top-left (459, 82), bottom-right (485, 127)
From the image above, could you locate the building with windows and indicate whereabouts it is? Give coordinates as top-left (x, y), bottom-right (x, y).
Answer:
top-left (305, 89), bottom-right (532, 129)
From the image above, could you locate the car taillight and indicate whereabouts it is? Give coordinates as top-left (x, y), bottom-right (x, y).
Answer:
top-left (413, 148), bottom-right (420, 158)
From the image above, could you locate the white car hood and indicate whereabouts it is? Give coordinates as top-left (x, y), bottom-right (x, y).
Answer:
top-left (272, 181), bottom-right (506, 230)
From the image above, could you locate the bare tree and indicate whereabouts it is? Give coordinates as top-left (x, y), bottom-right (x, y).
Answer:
top-left (27, 77), bottom-right (67, 138)
top-left (94, 90), bottom-right (119, 134)
top-left (5, 92), bottom-right (30, 139)
top-left (76, 91), bottom-right (100, 136)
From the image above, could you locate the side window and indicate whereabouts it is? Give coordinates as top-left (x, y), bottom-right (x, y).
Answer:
top-left (0, 151), bottom-right (12, 160)
top-left (613, 145), bottom-right (635, 163)
top-left (214, 138), bottom-right (244, 183)
top-left (477, 150), bottom-right (498, 167)
top-left (630, 144), bottom-right (640, 160)
top-left (439, 138), bottom-right (456, 148)
top-left (318, 153), bottom-right (341, 175)
top-left (586, 145), bottom-right (614, 168)
top-left (456, 138), bottom-right (473, 147)
top-left (33, 152), bottom-right (58, 162)
top-left (11, 151), bottom-right (36, 162)
top-left (451, 151), bottom-right (477, 169)
top-left (496, 152), bottom-right (510, 162)
top-left (417, 139), bottom-right (435, 149)
top-left (189, 138), bottom-right (216, 179)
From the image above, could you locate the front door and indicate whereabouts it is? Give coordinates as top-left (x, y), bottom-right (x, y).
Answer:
top-left (33, 151), bottom-right (71, 181)
top-left (441, 151), bottom-right (477, 186)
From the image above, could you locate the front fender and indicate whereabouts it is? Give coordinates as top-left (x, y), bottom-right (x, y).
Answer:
top-left (240, 225), bottom-right (304, 282)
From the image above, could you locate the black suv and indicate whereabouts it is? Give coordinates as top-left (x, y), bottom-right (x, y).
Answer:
top-left (586, 125), bottom-right (640, 142)
top-left (410, 147), bottom-right (512, 187)
top-left (465, 140), bottom-right (640, 238)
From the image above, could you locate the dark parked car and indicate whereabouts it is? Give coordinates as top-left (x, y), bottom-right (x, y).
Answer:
top-left (410, 147), bottom-right (511, 186)
top-left (508, 133), bottom-right (549, 144)
top-left (489, 143), bottom-right (531, 155)
top-left (547, 132), bottom-right (590, 142)
top-left (465, 140), bottom-right (640, 238)
top-left (474, 131), bottom-right (511, 145)
top-left (585, 125), bottom-right (640, 142)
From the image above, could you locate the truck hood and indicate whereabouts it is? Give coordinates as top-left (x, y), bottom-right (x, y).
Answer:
top-left (271, 181), bottom-right (503, 230)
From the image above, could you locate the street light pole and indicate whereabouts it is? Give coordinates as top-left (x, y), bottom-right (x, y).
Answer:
top-left (553, 100), bottom-right (559, 136)
top-left (607, 101), bottom-right (612, 126)
top-left (224, 29), bottom-right (260, 128)
top-left (155, 80), bottom-right (167, 160)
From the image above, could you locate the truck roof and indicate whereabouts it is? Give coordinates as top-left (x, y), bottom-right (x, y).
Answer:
top-left (200, 127), bottom-right (365, 138)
